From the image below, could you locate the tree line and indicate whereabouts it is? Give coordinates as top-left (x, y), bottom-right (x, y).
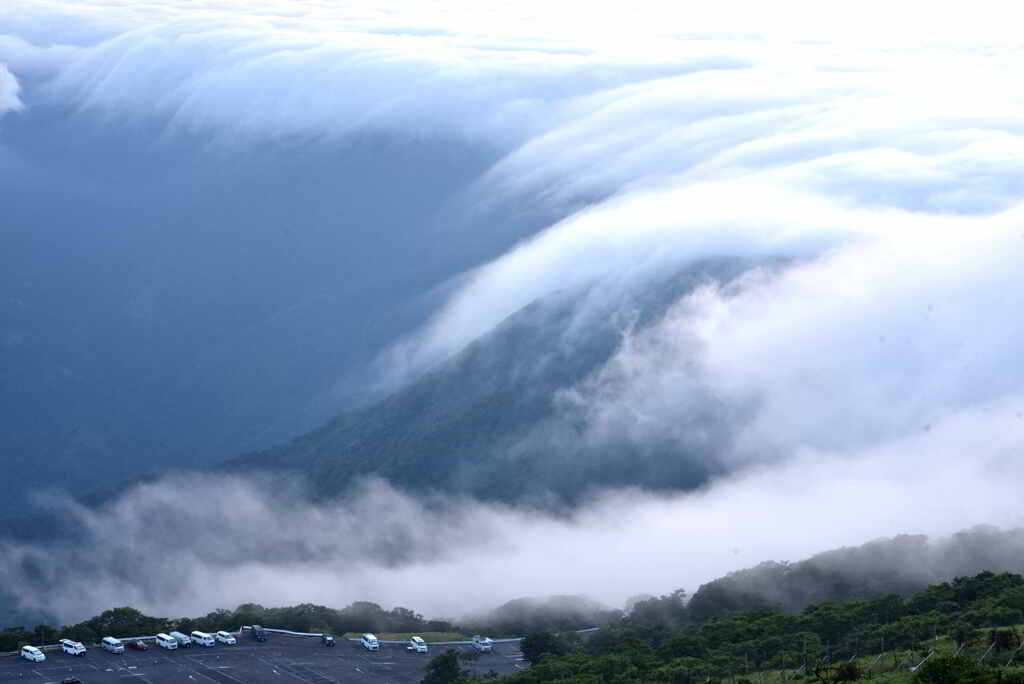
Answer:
top-left (9, 570), bottom-right (1024, 684)
top-left (423, 571), bottom-right (1024, 683)
top-left (0, 601), bottom-right (452, 652)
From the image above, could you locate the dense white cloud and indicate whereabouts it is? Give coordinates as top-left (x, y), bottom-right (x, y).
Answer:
top-left (560, 211), bottom-right (1024, 462)
top-left (3, 0), bottom-right (1024, 622)
top-left (4, 408), bottom-right (1023, 623)
top-left (399, 55), bottom-right (1024, 370)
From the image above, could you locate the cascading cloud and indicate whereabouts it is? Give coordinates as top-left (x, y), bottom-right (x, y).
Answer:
top-left (2, 0), bottom-right (1024, 622)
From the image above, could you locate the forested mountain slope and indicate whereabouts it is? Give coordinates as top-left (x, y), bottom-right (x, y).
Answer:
top-left (221, 257), bottom-right (759, 504)
top-left (687, 527), bottom-right (1024, 622)
top-left (501, 570), bottom-right (1024, 684)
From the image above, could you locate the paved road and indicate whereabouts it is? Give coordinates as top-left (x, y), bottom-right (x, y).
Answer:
top-left (0, 637), bottom-right (528, 683)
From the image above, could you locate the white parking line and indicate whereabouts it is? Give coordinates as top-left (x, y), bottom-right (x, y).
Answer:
top-left (186, 654), bottom-right (247, 684)
top-left (258, 656), bottom-right (308, 682)
top-left (119, 674), bottom-right (154, 683)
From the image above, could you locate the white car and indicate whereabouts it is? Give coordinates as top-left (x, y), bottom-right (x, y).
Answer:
top-left (60, 639), bottom-right (87, 656)
top-left (191, 631), bottom-right (215, 647)
top-left (169, 631), bottom-right (192, 648)
top-left (21, 645), bottom-right (45, 662)
top-left (407, 636), bottom-right (428, 653)
top-left (215, 631), bottom-right (237, 645)
top-left (471, 635), bottom-right (493, 653)
top-left (156, 633), bottom-right (178, 650)
top-left (360, 633), bottom-right (379, 651)
top-left (102, 636), bottom-right (125, 653)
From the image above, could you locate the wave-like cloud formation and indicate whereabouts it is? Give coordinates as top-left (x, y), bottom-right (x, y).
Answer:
top-left (3, 0), bottom-right (1024, 621)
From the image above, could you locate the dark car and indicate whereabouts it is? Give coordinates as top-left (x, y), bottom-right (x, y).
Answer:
top-left (62, 678), bottom-right (84, 684)
top-left (251, 625), bottom-right (267, 642)
top-left (321, 634), bottom-right (335, 647)
top-left (127, 640), bottom-right (149, 651)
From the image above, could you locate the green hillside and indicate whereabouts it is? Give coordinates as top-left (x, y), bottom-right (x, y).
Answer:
top-left (476, 571), bottom-right (1024, 683)
top-left (221, 257), bottom-right (757, 504)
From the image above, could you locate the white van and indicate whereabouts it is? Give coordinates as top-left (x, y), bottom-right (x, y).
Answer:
top-left (60, 638), bottom-right (87, 656)
top-left (215, 631), bottom-right (236, 645)
top-left (156, 633), bottom-right (178, 650)
top-left (102, 636), bottom-right (124, 654)
top-left (471, 635), bottom-right (493, 653)
top-left (191, 631), bottom-right (215, 647)
top-left (20, 645), bottom-right (45, 662)
top-left (169, 631), bottom-right (192, 648)
top-left (360, 633), bottom-right (379, 651)
top-left (407, 636), bottom-right (428, 653)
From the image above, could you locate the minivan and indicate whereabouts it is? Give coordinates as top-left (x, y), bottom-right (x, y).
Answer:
top-left (360, 633), bottom-right (379, 651)
top-left (191, 631), bottom-right (215, 647)
top-left (20, 645), bottom-right (45, 662)
top-left (60, 639), bottom-right (87, 656)
top-left (169, 631), bottom-right (192, 648)
top-left (215, 631), bottom-right (236, 645)
top-left (102, 636), bottom-right (124, 654)
top-left (156, 633), bottom-right (178, 650)
top-left (407, 636), bottom-right (428, 653)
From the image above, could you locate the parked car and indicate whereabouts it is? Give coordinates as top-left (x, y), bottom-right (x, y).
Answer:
top-left (169, 631), bottom-right (192, 648)
top-left (102, 636), bottom-right (124, 654)
top-left (155, 633), bottom-right (178, 650)
top-left (60, 638), bottom-right (87, 656)
top-left (407, 636), bottom-right (428, 653)
top-left (190, 631), bottom-right (215, 647)
top-left (128, 640), bottom-right (149, 651)
top-left (321, 634), bottom-right (335, 647)
top-left (21, 645), bottom-right (45, 662)
top-left (360, 633), bottom-right (379, 651)
top-left (61, 679), bottom-right (84, 684)
top-left (215, 631), bottom-right (237, 645)
top-left (251, 625), bottom-right (267, 642)
top-left (472, 635), bottom-right (494, 652)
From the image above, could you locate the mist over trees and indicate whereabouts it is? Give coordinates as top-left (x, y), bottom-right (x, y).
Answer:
top-left (11, 568), bottom-right (1024, 683)
top-left (688, 528), bottom-right (1024, 622)
top-left (462, 596), bottom-right (619, 637)
top-left (498, 571), bottom-right (1024, 683)
top-left (7, 528), bottom-right (1024, 654)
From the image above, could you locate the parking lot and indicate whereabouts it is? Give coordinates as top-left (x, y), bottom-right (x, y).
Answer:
top-left (0, 636), bottom-right (527, 683)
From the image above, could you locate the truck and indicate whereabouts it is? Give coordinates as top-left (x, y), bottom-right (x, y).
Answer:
top-left (251, 625), bottom-right (267, 642)
top-left (472, 635), bottom-right (493, 653)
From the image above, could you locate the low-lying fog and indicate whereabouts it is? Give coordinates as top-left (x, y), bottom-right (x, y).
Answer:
top-left (6, 406), bottom-right (1023, 624)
